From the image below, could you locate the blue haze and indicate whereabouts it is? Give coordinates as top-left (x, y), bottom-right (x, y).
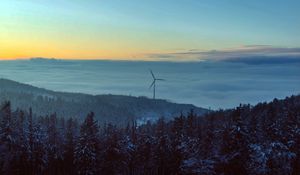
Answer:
top-left (0, 59), bottom-right (299, 109)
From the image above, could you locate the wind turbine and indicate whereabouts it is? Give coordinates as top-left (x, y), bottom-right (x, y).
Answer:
top-left (149, 69), bottom-right (165, 99)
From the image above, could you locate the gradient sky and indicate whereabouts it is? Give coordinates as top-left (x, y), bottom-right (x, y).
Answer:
top-left (1, 0), bottom-right (300, 60)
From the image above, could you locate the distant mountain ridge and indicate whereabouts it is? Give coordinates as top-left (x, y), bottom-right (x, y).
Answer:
top-left (0, 78), bottom-right (208, 125)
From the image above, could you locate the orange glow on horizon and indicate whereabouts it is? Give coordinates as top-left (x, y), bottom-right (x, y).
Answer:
top-left (0, 43), bottom-right (147, 60)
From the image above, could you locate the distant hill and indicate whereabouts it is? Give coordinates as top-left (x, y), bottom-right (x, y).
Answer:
top-left (0, 78), bottom-right (208, 125)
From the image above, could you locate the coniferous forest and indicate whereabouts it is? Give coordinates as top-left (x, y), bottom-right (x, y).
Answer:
top-left (0, 95), bottom-right (300, 175)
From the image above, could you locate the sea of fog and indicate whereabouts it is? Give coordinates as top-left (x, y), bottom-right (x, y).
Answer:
top-left (0, 59), bottom-right (299, 109)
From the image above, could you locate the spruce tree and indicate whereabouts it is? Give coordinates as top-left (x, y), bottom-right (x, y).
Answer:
top-left (219, 107), bottom-right (249, 175)
top-left (75, 112), bottom-right (99, 175)
top-left (63, 118), bottom-right (76, 174)
top-left (0, 102), bottom-right (15, 174)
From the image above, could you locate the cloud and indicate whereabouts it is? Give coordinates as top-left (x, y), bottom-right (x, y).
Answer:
top-left (223, 55), bottom-right (300, 65)
top-left (143, 45), bottom-right (300, 64)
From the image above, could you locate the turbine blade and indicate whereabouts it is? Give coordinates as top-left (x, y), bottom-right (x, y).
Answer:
top-left (149, 81), bottom-right (155, 89)
top-left (150, 69), bottom-right (155, 79)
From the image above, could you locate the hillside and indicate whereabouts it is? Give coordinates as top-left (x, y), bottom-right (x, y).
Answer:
top-left (0, 89), bottom-right (299, 174)
top-left (0, 78), bottom-right (208, 125)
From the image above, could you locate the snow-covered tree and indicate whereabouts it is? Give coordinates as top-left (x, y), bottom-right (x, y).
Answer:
top-left (218, 107), bottom-right (250, 175)
top-left (99, 124), bottom-right (127, 174)
top-left (0, 102), bottom-right (15, 174)
top-left (63, 118), bottom-right (77, 174)
top-left (74, 112), bottom-right (99, 175)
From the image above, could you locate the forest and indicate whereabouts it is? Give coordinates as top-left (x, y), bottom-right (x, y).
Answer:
top-left (0, 78), bottom-right (207, 126)
top-left (0, 95), bottom-right (299, 175)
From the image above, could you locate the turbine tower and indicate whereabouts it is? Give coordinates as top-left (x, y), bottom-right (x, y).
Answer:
top-left (149, 69), bottom-right (165, 99)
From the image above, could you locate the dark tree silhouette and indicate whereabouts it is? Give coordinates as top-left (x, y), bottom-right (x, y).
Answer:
top-left (0, 95), bottom-right (299, 174)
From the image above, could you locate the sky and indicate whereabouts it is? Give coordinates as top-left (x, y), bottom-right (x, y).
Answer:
top-left (0, 0), bottom-right (300, 60)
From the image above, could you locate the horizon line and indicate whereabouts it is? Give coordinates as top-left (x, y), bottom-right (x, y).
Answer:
top-left (0, 57), bottom-right (205, 63)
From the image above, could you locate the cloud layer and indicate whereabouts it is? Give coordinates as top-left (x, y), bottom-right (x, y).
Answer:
top-left (145, 45), bottom-right (300, 64)
top-left (0, 59), bottom-right (299, 109)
